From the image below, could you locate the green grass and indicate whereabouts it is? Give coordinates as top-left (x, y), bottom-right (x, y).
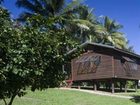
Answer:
top-left (1, 89), bottom-right (140, 105)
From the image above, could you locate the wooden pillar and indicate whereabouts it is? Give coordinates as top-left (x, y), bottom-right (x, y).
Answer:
top-left (135, 80), bottom-right (138, 92)
top-left (93, 80), bottom-right (97, 91)
top-left (105, 80), bottom-right (110, 90)
top-left (69, 81), bottom-right (73, 88)
top-left (94, 83), bottom-right (97, 91)
top-left (78, 86), bottom-right (81, 89)
top-left (78, 81), bottom-right (81, 89)
top-left (124, 80), bottom-right (127, 93)
top-left (105, 81), bottom-right (108, 90)
top-left (120, 81), bottom-right (123, 92)
top-left (111, 80), bottom-right (115, 93)
top-left (109, 83), bottom-right (111, 90)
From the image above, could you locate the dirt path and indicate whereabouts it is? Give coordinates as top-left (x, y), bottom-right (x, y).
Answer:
top-left (60, 88), bottom-right (134, 99)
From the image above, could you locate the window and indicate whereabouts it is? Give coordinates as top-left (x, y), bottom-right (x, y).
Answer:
top-left (121, 56), bottom-right (138, 71)
top-left (130, 62), bottom-right (138, 71)
top-left (76, 55), bottom-right (101, 74)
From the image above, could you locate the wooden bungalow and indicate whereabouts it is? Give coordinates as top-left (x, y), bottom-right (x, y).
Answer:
top-left (65, 42), bottom-right (140, 93)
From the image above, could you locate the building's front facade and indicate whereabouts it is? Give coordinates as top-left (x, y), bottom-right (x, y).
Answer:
top-left (66, 42), bottom-right (140, 93)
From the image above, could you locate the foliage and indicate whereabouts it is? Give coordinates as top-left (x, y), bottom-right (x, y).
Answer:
top-left (15, 0), bottom-right (82, 21)
top-left (94, 16), bottom-right (128, 49)
top-left (15, 0), bottom-right (131, 50)
top-left (0, 0), bottom-right (3, 4)
top-left (127, 81), bottom-right (135, 89)
top-left (0, 0), bottom-right (135, 105)
top-left (0, 6), bottom-right (78, 105)
top-left (63, 4), bottom-right (98, 43)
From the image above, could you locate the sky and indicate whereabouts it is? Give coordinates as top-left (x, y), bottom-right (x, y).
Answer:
top-left (2, 0), bottom-right (140, 54)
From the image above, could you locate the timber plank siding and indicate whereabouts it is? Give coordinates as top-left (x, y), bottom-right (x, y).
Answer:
top-left (72, 51), bottom-right (113, 81)
top-left (67, 42), bottom-right (140, 82)
top-left (114, 53), bottom-right (140, 80)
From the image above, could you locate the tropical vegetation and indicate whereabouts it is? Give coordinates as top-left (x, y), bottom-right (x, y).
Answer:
top-left (0, 0), bottom-right (134, 105)
top-left (15, 0), bottom-right (128, 49)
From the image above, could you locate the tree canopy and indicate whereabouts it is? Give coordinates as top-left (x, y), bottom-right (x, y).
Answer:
top-left (0, 5), bottom-right (77, 105)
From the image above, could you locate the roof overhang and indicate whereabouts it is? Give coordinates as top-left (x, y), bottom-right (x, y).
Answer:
top-left (66, 41), bottom-right (140, 59)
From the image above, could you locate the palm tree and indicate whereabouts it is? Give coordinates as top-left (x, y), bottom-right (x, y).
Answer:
top-left (16, 0), bottom-right (83, 21)
top-left (16, 0), bottom-right (99, 42)
top-left (16, 0), bottom-right (127, 49)
top-left (65, 5), bottom-right (98, 43)
top-left (0, 0), bottom-right (3, 4)
top-left (16, 0), bottom-right (65, 21)
top-left (95, 16), bottom-right (128, 49)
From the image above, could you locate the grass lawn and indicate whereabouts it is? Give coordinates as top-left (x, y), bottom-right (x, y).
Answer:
top-left (0, 88), bottom-right (140, 105)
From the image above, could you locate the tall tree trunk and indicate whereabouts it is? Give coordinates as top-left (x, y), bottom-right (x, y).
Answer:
top-left (8, 94), bottom-right (16, 105)
top-left (8, 89), bottom-right (20, 105)
top-left (3, 98), bottom-right (7, 105)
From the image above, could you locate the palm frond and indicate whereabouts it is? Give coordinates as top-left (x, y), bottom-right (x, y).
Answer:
top-left (63, 0), bottom-right (82, 14)
top-left (104, 16), bottom-right (112, 32)
top-left (0, 0), bottom-right (3, 4)
top-left (17, 12), bottom-right (33, 21)
top-left (87, 8), bottom-right (97, 23)
top-left (16, 0), bottom-right (36, 12)
top-left (52, 0), bottom-right (65, 13)
top-left (72, 19), bottom-right (94, 27)
top-left (94, 25), bottom-right (108, 35)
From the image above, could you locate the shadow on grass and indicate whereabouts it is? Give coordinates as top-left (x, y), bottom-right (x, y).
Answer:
top-left (130, 95), bottom-right (140, 103)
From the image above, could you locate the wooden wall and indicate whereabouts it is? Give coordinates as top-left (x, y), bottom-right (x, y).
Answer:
top-left (114, 52), bottom-right (140, 80)
top-left (71, 44), bottom-right (140, 81)
top-left (72, 51), bottom-right (113, 81)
